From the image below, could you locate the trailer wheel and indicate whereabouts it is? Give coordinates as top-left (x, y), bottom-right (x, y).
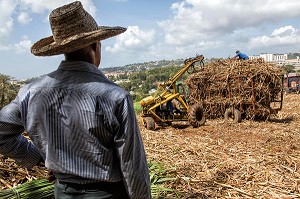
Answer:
top-left (143, 117), bottom-right (155, 130)
top-left (224, 108), bottom-right (242, 123)
top-left (188, 104), bottom-right (206, 127)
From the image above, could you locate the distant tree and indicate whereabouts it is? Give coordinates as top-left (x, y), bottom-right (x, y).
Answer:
top-left (23, 76), bottom-right (40, 84)
top-left (281, 64), bottom-right (295, 75)
top-left (118, 73), bottom-right (128, 80)
top-left (107, 75), bottom-right (116, 82)
top-left (287, 52), bottom-right (300, 59)
top-left (117, 81), bottom-right (132, 92)
top-left (145, 75), bottom-right (155, 84)
top-left (0, 74), bottom-right (20, 109)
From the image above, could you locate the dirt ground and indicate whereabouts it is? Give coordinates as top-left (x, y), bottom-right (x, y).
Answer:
top-left (0, 94), bottom-right (299, 199)
top-left (141, 93), bottom-right (300, 198)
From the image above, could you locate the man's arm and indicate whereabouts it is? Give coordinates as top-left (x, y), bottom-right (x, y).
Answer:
top-left (114, 95), bottom-right (151, 199)
top-left (0, 98), bottom-right (43, 168)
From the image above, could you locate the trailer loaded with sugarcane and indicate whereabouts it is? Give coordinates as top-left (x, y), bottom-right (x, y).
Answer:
top-left (186, 58), bottom-right (284, 122)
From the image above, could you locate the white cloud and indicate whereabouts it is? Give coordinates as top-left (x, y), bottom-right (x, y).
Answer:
top-left (158, 0), bottom-right (300, 46)
top-left (0, 0), bottom-right (17, 40)
top-left (104, 25), bottom-right (224, 64)
top-left (17, 12), bottom-right (32, 25)
top-left (0, 45), bottom-right (10, 51)
top-left (19, 0), bottom-right (96, 16)
top-left (105, 26), bottom-right (155, 53)
top-left (271, 25), bottom-right (296, 37)
top-left (0, 35), bottom-right (32, 53)
top-left (0, 0), bottom-right (97, 52)
top-left (174, 41), bottom-right (224, 55)
top-left (14, 36), bottom-right (32, 53)
top-left (0, 20), bottom-right (14, 37)
top-left (249, 26), bottom-right (300, 49)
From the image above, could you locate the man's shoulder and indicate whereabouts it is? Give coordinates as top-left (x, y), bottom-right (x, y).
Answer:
top-left (101, 81), bottom-right (129, 99)
top-left (19, 76), bottom-right (48, 90)
top-left (19, 73), bottom-right (129, 100)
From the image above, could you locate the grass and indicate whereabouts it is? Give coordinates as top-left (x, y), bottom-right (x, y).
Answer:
top-left (134, 101), bottom-right (142, 113)
top-left (0, 179), bottom-right (54, 199)
top-left (148, 162), bottom-right (177, 198)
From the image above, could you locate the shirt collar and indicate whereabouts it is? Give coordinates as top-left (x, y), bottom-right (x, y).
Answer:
top-left (58, 60), bottom-right (102, 74)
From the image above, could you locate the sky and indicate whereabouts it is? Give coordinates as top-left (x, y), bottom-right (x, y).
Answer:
top-left (1, 0), bottom-right (300, 79)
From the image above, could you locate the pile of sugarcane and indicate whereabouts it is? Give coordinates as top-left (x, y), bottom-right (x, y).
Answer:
top-left (0, 162), bottom-right (175, 198)
top-left (0, 179), bottom-right (54, 199)
top-left (186, 58), bottom-right (284, 119)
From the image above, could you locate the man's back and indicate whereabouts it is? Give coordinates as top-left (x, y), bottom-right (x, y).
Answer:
top-left (6, 61), bottom-right (151, 198)
top-left (18, 61), bottom-right (127, 182)
top-left (0, 1), bottom-right (151, 197)
top-left (237, 52), bottom-right (249, 60)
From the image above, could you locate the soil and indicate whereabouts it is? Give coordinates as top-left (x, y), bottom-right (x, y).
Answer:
top-left (0, 94), bottom-right (299, 199)
top-left (141, 93), bottom-right (300, 198)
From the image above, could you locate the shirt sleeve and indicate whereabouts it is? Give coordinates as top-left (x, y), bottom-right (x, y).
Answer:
top-left (0, 97), bottom-right (42, 168)
top-left (114, 95), bottom-right (152, 199)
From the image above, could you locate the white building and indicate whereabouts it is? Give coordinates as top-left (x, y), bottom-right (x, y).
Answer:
top-left (249, 52), bottom-right (300, 70)
top-left (284, 57), bottom-right (300, 70)
top-left (273, 53), bottom-right (288, 62)
top-left (260, 53), bottom-right (274, 62)
top-left (249, 55), bottom-right (260, 60)
top-left (249, 53), bottom-right (288, 65)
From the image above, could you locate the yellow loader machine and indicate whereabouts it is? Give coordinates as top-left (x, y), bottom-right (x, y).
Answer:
top-left (140, 54), bottom-right (206, 130)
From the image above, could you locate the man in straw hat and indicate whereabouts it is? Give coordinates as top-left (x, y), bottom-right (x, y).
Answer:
top-left (0, 1), bottom-right (151, 198)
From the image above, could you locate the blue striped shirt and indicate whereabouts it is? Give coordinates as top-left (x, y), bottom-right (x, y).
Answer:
top-left (0, 61), bottom-right (151, 198)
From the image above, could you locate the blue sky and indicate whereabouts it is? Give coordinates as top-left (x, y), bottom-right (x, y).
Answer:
top-left (1, 0), bottom-right (300, 79)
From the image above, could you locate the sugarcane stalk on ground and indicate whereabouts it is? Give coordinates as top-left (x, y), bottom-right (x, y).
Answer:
top-left (1, 179), bottom-right (54, 199)
top-left (1, 162), bottom-right (176, 199)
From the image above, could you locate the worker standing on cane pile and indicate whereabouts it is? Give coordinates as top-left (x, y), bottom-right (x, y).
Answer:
top-left (233, 50), bottom-right (249, 60)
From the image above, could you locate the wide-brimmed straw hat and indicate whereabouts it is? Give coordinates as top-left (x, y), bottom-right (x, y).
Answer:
top-left (31, 1), bottom-right (126, 56)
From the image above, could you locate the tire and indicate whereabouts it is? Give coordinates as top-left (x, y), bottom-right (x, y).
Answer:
top-left (188, 104), bottom-right (206, 127)
top-left (224, 108), bottom-right (242, 123)
top-left (143, 117), bottom-right (155, 130)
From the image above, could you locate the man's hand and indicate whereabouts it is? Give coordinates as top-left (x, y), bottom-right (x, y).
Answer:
top-left (36, 157), bottom-right (45, 167)
top-left (47, 170), bottom-right (56, 182)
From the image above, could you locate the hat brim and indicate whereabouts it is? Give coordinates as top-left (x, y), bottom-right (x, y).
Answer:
top-left (31, 26), bottom-right (126, 56)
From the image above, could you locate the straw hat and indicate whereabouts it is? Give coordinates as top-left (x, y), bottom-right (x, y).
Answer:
top-left (31, 1), bottom-right (126, 56)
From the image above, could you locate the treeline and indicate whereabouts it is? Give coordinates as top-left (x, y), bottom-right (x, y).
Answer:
top-left (102, 59), bottom-right (185, 74)
top-left (0, 65), bottom-right (184, 110)
top-left (110, 63), bottom-right (300, 102)
top-left (0, 74), bottom-right (22, 109)
top-left (108, 65), bottom-right (186, 101)
top-left (0, 61), bottom-right (298, 109)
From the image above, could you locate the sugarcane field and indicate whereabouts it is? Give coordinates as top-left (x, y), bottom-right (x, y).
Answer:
top-left (0, 94), bottom-right (299, 198)
top-left (0, 58), bottom-right (300, 198)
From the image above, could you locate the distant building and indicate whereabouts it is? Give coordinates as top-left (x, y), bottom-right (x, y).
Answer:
top-left (273, 53), bottom-right (288, 62)
top-left (255, 53), bottom-right (288, 62)
top-left (261, 53), bottom-right (275, 62)
top-left (105, 72), bottom-right (127, 77)
top-left (248, 55), bottom-right (260, 60)
top-left (284, 57), bottom-right (300, 70)
top-left (148, 89), bottom-right (156, 94)
top-left (249, 53), bottom-right (292, 67)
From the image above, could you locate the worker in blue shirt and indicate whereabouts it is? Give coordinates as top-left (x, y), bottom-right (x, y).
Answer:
top-left (233, 50), bottom-right (249, 60)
